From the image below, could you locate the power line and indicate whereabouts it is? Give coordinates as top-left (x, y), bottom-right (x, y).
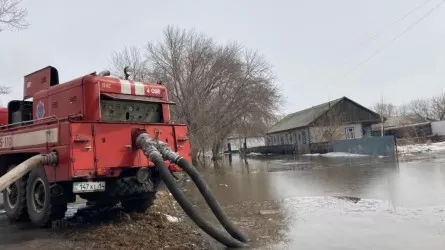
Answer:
top-left (352, 0), bottom-right (433, 51)
top-left (337, 0), bottom-right (445, 83)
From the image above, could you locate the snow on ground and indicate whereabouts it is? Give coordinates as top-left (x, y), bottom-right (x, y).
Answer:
top-left (164, 214), bottom-right (181, 223)
top-left (302, 152), bottom-right (372, 158)
top-left (225, 141), bottom-right (445, 158)
top-left (397, 141), bottom-right (445, 155)
top-left (246, 152), bottom-right (264, 156)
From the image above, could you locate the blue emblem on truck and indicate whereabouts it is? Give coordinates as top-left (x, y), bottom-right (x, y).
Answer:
top-left (36, 101), bottom-right (45, 119)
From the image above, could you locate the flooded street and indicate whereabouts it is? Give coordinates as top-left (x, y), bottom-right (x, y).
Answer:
top-left (1, 153), bottom-right (445, 249)
top-left (183, 154), bottom-right (445, 249)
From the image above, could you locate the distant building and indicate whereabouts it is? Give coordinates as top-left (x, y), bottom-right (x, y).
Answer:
top-left (266, 96), bottom-right (381, 154)
top-left (371, 116), bottom-right (434, 139)
top-left (225, 136), bottom-right (265, 152)
top-left (431, 120), bottom-right (445, 137)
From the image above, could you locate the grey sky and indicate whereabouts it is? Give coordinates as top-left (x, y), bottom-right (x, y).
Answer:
top-left (1, 0), bottom-right (444, 115)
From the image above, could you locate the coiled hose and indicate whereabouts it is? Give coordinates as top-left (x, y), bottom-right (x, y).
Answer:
top-left (136, 135), bottom-right (246, 248)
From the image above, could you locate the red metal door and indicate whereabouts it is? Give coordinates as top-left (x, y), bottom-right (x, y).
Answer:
top-left (70, 123), bottom-right (95, 178)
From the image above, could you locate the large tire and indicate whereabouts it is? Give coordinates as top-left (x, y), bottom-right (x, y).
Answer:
top-left (121, 191), bottom-right (157, 213)
top-left (2, 164), bottom-right (28, 221)
top-left (26, 166), bottom-right (67, 227)
top-left (120, 169), bottom-right (162, 213)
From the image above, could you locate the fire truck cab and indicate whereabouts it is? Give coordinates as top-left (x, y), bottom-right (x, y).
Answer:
top-left (0, 66), bottom-right (191, 227)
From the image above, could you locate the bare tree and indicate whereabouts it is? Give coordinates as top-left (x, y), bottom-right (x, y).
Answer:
top-left (394, 104), bottom-right (409, 116)
top-left (205, 50), bottom-right (281, 158)
top-left (111, 26), bottom-right (283, 162)
top-left (0, 0), bottom-right (28, 32)
top-left (110, 46), bottom-right (150, 81)
top-left (372, 100), bottom-right (395, 136)
top-left (373, 102), bottom-right (395, 118)
top-left (309, 105), bottom-right (348, 143)
top-left (430, 92), bottom-right (445, 120)
top-left (407, 98), bottom-right (432, 121)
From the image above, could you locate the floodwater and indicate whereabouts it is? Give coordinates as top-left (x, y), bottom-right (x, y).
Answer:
top-left (1, 153), bottom-right (445, 249)
top-left (183, 154), bottom-right (445, 249)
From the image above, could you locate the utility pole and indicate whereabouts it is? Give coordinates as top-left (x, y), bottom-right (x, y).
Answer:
top-left (380, 92), bottom-right (385, 137)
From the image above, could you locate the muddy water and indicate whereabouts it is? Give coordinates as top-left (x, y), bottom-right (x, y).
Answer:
top-left (1, 154), bottom-right (445, 249)
top-left (183, 154), bottom-right (445, 249)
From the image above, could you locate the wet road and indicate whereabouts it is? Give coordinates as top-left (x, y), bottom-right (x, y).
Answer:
top-left (2, 153), bottom-right (445, 249)
top-left (183, 154), bottom-right (445, 249)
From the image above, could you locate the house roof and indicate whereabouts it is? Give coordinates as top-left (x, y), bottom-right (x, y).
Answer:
top-left (267, 97), bottom-right (344, 134)
top-left (371, 115), bottom-right (433, 130)
top-left (267, 96), bottom-right (380, 134)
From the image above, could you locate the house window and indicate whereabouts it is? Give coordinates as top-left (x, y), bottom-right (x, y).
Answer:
top-left (345, 127), bottom-right (355, 139)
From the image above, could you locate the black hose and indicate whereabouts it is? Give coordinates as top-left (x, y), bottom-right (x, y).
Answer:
top-left (148, 149), bottom-right (246, 248)
top-left (176, 157), bottom-right (248, 243)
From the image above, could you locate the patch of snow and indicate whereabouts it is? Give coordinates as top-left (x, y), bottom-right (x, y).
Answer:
top-left (259, 209), bottom-right (280, 215)
top-left (398, 141), bottom-right (445, 155)
top-left (247, 152), bottom-right (264, 156)
top-left (302, 152), bottom-right (370, 158)
top-left (165, 214), bottom-right (180, 223)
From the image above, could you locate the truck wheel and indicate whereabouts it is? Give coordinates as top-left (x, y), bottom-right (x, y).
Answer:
top-left (2, 164), bottom-right (28, 221)
top-left (121, 191), bottom-right (157, 213)
top-left (120, 170), bottom-right (161, 213)
top-left (26, 166), bottom-right (67, 227)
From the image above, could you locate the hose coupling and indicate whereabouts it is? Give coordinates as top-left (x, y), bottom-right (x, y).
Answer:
top-left (135, 133), bottom-right (152, 149)
top-left (41, 152), bottom-right (58, 166)
top-left (158, 146), bottom-right (182, 164)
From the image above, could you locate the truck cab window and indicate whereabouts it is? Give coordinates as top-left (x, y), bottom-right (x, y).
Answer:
top-left (7, 100), bottom-right (33, 124)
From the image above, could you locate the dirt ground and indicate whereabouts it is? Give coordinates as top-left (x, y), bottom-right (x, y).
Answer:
top-left (61, 191), bottom-right (210, 250)
top-left (1, 191), bottom-right (212, 250)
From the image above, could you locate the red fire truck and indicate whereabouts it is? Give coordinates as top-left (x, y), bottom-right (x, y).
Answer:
top-left (0, 66), bottom-right (191, 227)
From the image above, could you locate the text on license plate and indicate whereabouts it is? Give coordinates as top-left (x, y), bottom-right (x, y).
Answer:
top-left (73, 181), bottom-right (106, 193)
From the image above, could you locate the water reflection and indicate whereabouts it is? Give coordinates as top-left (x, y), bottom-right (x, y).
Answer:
top-left (185, 154), bottom-right (445, 249)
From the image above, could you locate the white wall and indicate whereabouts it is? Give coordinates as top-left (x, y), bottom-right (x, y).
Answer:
top-left (309, 123), bottom-right (363, 143)
top-left (265, 128), bottom-right (309, 146)
top-left (431, 120), bottom-right (445, 135)
top-left (227, 137), bottom-right (265, 150)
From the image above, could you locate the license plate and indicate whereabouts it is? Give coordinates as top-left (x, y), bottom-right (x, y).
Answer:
top-left (73, 181), bottom-right (106, 193)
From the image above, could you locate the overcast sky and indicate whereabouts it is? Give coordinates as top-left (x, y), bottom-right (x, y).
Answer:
top-left (1, 0), bottom-right (445, 114)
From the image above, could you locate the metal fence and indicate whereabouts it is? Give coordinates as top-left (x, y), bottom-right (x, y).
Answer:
top-left (329, 135), bottom-right (397, 159)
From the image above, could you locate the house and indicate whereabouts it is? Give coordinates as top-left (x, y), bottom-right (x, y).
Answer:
top-left (225, 136), bottom-right (266, 152)
top-left (371, 116), bottom-right (433, 139)
top-left (266, 96), bottom-right (381, 154)
top-left (431, 120), bottom-right (445, 137)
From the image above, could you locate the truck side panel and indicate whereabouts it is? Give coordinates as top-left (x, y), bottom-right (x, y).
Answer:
top-left (47, 85), bottom-right (84, 119)
top-left (93, 123), bottom-right (176, 169)
top-left (93, 123), bottom-right (145, 169)
top-left (50, 145), bottom-right (71, 182)
top-left (70, 123), bottom-right (95, 178)
top-left (173, 125), bottom-right (192, 163)
top-left (0, 121), bottom-right (72, 183)
top-left (0, 125), bottom-right (58, 150)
